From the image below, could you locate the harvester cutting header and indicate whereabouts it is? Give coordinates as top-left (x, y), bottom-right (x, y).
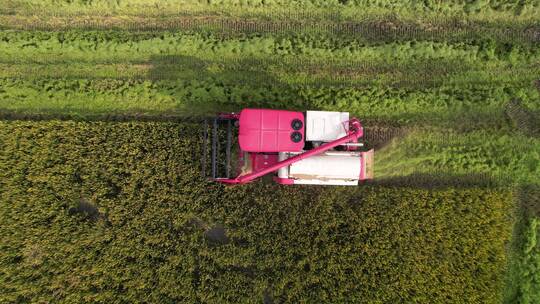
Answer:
top-left (202, 108), bottom-right (373, 186)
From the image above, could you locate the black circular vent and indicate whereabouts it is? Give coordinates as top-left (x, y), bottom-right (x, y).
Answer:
top-left (291, 119), bottom-right (303, 130)
top-left (290, 131), bottom-right (303, 143)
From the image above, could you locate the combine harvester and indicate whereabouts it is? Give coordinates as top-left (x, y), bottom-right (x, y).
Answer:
top-left (202, 108), bottom-right (373, 186)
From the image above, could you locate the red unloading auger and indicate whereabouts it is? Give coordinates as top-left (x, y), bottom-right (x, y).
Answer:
top-left (216, 118), bottom-right (364, 184)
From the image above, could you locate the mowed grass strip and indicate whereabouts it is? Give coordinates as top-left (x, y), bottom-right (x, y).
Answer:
top-left (0, 120), bottom-right (514, 303)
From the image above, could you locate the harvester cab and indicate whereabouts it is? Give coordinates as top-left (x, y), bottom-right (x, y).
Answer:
top-left (202, 108), bottom-right (373, 186)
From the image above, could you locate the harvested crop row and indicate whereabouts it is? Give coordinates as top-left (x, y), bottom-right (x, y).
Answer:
top-left (2, 59), bottom-right (538, 89)
top-left (2, 30), bottom-right (537, 93)
top-left (0, 119), bottom-right (514, 303)
top-left (1, 16), bottom-right (538, 45)
top-left (1, 78), bottom-right (538, 128)
top-left (374, 129), bottom-right (540, 185)
top-left (3, 0), bottom-right (540, 23)
top-left (1, 31), bottom-right (538, 64)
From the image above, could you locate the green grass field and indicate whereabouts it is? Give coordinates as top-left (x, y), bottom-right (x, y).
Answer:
top-left (0, 0), bottom-right (539, 303)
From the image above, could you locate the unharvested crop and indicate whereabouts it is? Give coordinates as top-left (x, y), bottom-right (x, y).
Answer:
top-left (0, 120), bottom-right (514, 303)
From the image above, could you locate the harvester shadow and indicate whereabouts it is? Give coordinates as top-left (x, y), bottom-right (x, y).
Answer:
top-left (147, 54), bottom-right (303, 114)
top-left (0, 55), bottom-right (300, 123)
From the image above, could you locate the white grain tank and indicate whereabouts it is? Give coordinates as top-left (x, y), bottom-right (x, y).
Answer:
top-left (277, 150), bottom-right (373, 186)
